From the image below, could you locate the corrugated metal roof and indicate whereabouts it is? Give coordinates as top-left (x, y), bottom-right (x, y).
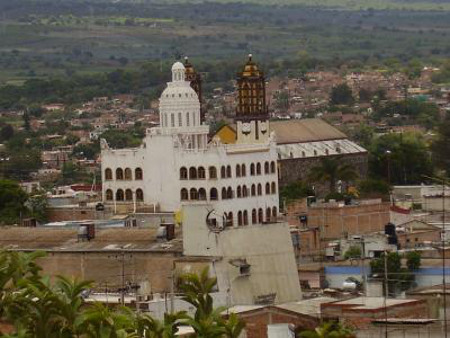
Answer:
top-left (270, 119), bottom-right (347, 144)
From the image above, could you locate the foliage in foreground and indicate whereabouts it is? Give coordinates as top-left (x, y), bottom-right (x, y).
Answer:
top-left (0, 250), bottom-right (245, 337)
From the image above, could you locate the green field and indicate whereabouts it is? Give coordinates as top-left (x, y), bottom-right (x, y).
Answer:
top-left (0, 0), bottom-right (449, 84)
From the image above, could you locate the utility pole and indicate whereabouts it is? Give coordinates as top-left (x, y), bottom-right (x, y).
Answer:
top-left (384, 250), bottom-right (389, 338)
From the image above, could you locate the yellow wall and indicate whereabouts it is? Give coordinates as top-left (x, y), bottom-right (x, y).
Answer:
top-left (215, 125), bottom-right (236, 144)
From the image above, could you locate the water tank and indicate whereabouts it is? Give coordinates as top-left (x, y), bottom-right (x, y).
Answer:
top-left (342, 281), bottom-right (357, 291)
top-left (385, 222), bottom-right (396, 236)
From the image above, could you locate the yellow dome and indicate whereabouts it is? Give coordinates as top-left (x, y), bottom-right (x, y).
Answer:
top-left (241, 54), bottom-right (261, 78)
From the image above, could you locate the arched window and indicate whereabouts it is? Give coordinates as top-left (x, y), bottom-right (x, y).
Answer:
top-left (210, 188), bottom-right (218, 200)
top-left (265, 183), bottom-right (271, 194)
top-left (181, 188), bottom-right (189, 201)
top-left (124, 168), bottom-right (132, 180)
top-left (237, 186), bottom-right (242, 198)
top-left (250, 163), bottom-right (255, 176)
top-left (238, 211), bottom-right (243, 226)
top-left (256, 163), bottom-right (261, 175)
top-left (242, 185), bottom-right (248, 198)
top-left (252, 209), bottom-right (257, 224)
top-left (264, 161), bottom-right (270, 174)
top-left (198, 167), bottom-right (206, 179)
top-left (222, 187), bottom-right (227, 200)
top-left (241, 164), bottom-right (246, 177)
top-left (221, 166), bottom-right (226, 178)
top-left (105, 168), bottom-right (112, 180)
top-left (105, 189), bottom-right (113, 201)
top-left (189, 167), bottom-right (197, 179)
top-left (226, 165), bottom-right (232, 178)
top-left (258, 208), bottom-right (264, 223)
top-left (198, 188), bottom-right (207, 200)
top-left (116, 168), bottom-right (124, 180)
top-left (116, 189), bottom-right (124, 201)
top-left (209, 166), bottom-right (217, 179)
top-left (270, 161), bottom-right (276, 173)
top-left (251, 184), bottom-right (256, 196)
top-left (257, 184), bottom-right (262, 196)
top-left (243, 210), bottom-right (248, 225)
top-left (125, 189), bottom-right (133, 201)
top-left (227, 187), bottom-right (233, 199)
top-left (236, 164), bottom-right (241, 177)
top-left (271, 182), bottom-right (277, 194)
top-left (272, 206), bottom-right (277, 219)
top-left (135, 168), bottom-right (143, 180)
top-left (136, 189), bottom-right (144, 201)
top-left (190, 188), bottom-right (198, 200)
top-left (266, 207), bottom-right (272, 223)
top-left (180, 167), bottom-right (188, 180)
top-left (227, 212), bottom-right (233, 227)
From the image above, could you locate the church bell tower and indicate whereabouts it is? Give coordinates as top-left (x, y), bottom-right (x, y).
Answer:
top-left (184, 57), bottom-right (204, 123)
top-left (235, 54), bottom-right (269, 144)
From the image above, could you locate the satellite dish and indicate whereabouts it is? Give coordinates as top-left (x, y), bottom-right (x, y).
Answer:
top-left (205, 209), bottom-right (227, 233)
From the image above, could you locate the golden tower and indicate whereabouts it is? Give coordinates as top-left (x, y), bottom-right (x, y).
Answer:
top-left (184, 57), bottom-right (204, 123)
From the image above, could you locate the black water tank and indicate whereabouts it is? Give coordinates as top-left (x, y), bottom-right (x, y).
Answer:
top-left (385, 222), bottom-right (396, 236)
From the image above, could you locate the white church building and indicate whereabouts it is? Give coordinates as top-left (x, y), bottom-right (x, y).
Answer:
top-left (101, 56), bottom-right (280, 227)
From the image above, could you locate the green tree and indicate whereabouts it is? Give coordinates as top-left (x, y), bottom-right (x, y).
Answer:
top-left (0, 124), bottom-right (14, 142)
top-left (369, 132), bottom-right (433, 185)
top-left (27, 193), bottom-right (48, 223)
top-left (330, 83), bottom-right (354, 106)
top-left (431, 115), bottom-right (450, 175)
top-left (280, 181), bottom-right (314, 204)
top-left (298, 321), bottom-right (354, 338)
top-left (406, 251), bottom-right (421, 271)
top-left (0, 180), bottom-right (28, 225)
top-left (308, 157), bottom-right (359, 194)
top-left (357, 178), bottom-right (390, 201)
top-left (344, 246), bottom-right (361, 260)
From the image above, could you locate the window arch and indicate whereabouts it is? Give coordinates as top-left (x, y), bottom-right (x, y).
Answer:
top-left (221, 187), bottom-right (227, 200)
top-left (105, 168), bottom-right (112, 180)
top-left (221, 166), bottom-right (226, 178)
top-left (181, 188), bottom-right (189, 201)
top-left (189, 167), bottom-right (197, 180)
top-left (252, 209), bottom-right (257, 224)
top-left (105, 189), bottom-right (113, 201)
top-left (250, 163), bottom-right (255, 176)
top-left (243, 210), bottom-right (248, 225)
top-left (227, 187), bottom-right (233, 199)
top-left (116, 189), bottom-right (124, 201)
top-left (135, 168), bottom-right (143, 180)
top-left (256, 163), bottom-right (261, 175)
top-left (180, 167), bottom-right (188, 180)
top-left (125, 189), bottom-right (133, 201)
top-left (238, 211), bottom-right (243, 226)
top-left (258, 208), bottom-right (264, 223)
top-left (198, 167), bottom-right (206, 179)
top-left (242, 185), bottom-right (248, 198)
top-left (136, 189), bottom-right (143, 201)
top-left (271, 182), bottom-right (277, 194)
top-left (190, 188), bottom-right (198, 200)
top-left (264, 161), bottom-right (269, 174)
top-left (116, 168), bottom-right (124, 180)
top-left (257, 184), bottom-right (262, 196)
top-left (251, 184), bottom-right (256, 196)
top-left (241, 164), bottom-right (246, 177)
top-left (227, 212), bottom-right (233, 227)
top-left (226, 165), bottom-right (232, 178)
top-left (236, 164), bottom-right (241, 177)
top-left (209, 166), bottom-right (217, 179)
top-left (270, 161), bottom-right (276, 173)
top-left (237, 186), bottom-right (242, 198)
top-left (266, 207), bottom-right (272, 223)
top-left (272, 206), bottom-right (277, 219)
top-left (265, 183), bottom-right (271, 195)
top-left (198, 188), bottom-right (207, 200)
top-left (124, 168), bottom-right (132, 180)
top-left (210, 188), bottom-right (218, 200)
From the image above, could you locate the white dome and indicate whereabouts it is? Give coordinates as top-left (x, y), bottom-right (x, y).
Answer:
top-left (160, 85), bottom-right (198, 102)
top-left (171, 61), bottom-right (185, 71)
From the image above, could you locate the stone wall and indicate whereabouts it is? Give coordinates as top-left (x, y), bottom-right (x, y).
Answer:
top-left (278, 153), bottom-right (368, 196)
top-left (36, 251), bottom-right (179, 293)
